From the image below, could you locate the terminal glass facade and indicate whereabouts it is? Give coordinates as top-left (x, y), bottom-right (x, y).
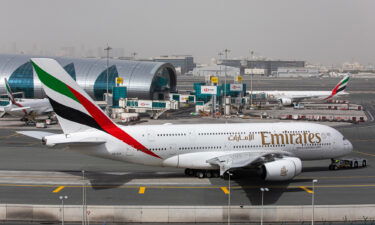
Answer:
top-left (8, 62), bottom-right (34, 98)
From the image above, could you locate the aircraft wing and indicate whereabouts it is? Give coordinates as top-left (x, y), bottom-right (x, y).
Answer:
top-left (207, 150), bottom-right (292, 175)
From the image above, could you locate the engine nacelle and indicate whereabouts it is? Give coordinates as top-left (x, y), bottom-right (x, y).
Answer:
top-left (280, 98), bottom-right (292, 106)
top-left (260, 157), bottom-right (302, 181)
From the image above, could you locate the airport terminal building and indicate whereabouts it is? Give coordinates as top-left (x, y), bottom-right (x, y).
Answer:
top-left (0, 54), bottom-right (177, 100)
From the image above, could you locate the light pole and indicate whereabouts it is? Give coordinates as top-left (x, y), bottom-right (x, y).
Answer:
top-left (104, 45), bottom-right (112, 101)
top-left (312, 179), bottom-right (318, 225)
top-left (59, 195), bottom-right (68, 225)
top-left (223, 49), bottom-right (230, 115)
top-left (131, 52), bottom-right (137, 60)
top-left (260, 187), bottom-right (269, 225)
top-left (218, 51), bottom-right (223, 76)
top-left (218, 51), bottom-right (223, 114)
top-left (82, 170), bottom-right (86, 225)
top-left (227, 171), bottom-right (233, 225)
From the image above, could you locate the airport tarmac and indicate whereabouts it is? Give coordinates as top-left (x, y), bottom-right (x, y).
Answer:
top-left (0, 118), bottom-right (374, 206)
top-left (0, 78), bottom-right (373, 207)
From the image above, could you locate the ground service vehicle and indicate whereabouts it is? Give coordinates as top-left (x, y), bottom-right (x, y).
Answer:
top-left (329, 158), bottom-right (367, 170)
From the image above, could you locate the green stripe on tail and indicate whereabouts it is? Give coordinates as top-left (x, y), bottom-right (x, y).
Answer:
top-left (31, 61), bottom-right (79, 103)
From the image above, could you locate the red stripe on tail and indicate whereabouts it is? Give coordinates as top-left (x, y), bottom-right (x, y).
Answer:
top-left (67, 86), bottom-right (161, 159)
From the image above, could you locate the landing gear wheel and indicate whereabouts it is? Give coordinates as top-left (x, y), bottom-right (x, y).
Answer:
top-left (333, 165), bottom-right (338, 170)
top-left (328, 165), bottom-right (333, 170)
top-left (362, 160), bottom-right (367, 167)
top-left (205, 171), bottom-right (212, 178)
top-left (212, 171), bottom-right (220, 178)
top-left (185, 169), bottom-right (190, 176)
top-left (196, 171), bottom-right (205, 179)
top-left (187, 169), bottom-right (195, 176)
top-left (354, 161), bottom-right (358, 168)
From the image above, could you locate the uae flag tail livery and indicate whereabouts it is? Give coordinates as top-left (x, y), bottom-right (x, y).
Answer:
top-left (325, 75), bottom-right (350, 100)
top-left (4, 78), bottom-right (15, 103)
top-left (30, 58), bottom-right (160, 159)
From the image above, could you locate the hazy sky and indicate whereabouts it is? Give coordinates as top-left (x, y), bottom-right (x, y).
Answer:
top-left (1, 0), bottom-right (374, 64)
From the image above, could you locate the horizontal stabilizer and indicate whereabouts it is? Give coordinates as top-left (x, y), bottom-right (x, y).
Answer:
top-left (53, 140), bottom-right (106, 147)
top-left (17, 131), bottom-right (56, 140)
top-left (0, 111), bottom-right (6, 117)
top-left (10, 106), bottom-right (30, 111)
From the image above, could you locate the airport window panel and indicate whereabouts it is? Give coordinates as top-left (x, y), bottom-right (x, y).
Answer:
top-left (8, 62), bottom-right (34, 98)
top-left (63, 63), bottom-right (76, 80)
top-left (93, 65), bottom-right (118, 100)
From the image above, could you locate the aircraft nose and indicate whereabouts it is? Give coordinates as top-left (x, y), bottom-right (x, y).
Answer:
top-left (344, 139), bottom-right (353, 153)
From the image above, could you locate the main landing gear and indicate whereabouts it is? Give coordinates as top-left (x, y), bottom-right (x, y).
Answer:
top-left (184, 169), bottom-right (220, 179)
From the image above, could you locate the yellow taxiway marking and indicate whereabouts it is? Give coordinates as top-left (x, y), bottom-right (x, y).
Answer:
top-left (0, 183), bottom-right (373, 190)
top-left (220, 187), bottom-right (230, 194)
top-left (299, 186), bottom-right (314, 194)
top-left (138, 187), bottom-right (146, 194)
top-left (354, 151), bottom-right (375, 157)
top-left (52, 186), bottom-right (65, 193)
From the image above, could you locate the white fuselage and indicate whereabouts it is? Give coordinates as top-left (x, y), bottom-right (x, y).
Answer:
top-left (48, 122), bottom-right (352, 170)
top-left (250, 90), bottom-right (348, 101)
top-left (4, 98), bottom-right (53, 118)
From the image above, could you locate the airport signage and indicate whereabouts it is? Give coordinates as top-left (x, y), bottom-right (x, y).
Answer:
top-left (244, 68), bottom-right (265, 75)
top-left (230, 84), bottom-right (243, 91)
top-left (138, 100), bottom-right (152, 108)
top-left (116, 77), bottom-right (124, 84)
top-left (201, 86), bottom-right (217, 95)
top-left (235, 75), bottom-right (243, 82)
top-left (210, 76), bottom-right (219, 84)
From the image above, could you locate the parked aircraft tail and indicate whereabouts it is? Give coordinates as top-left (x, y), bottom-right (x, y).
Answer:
top-left (4, 78), bottom-right (15, 103)
top-left (325, 75), bottom-right (350, 100)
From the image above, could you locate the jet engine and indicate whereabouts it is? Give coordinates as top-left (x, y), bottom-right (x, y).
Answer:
top-left (279, 98), bottom-right (292, 106)
top-left (259, 157), bottom-right (302, 181)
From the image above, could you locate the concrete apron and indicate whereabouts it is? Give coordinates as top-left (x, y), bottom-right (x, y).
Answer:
top-left (1, 204), bottom-right (374, 223)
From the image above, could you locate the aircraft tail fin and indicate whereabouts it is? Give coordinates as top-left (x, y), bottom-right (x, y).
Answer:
top-left (30, 58), bottom-right (116, 134)
top-left (30, 58), bottom-right (160, 158)
top-left (325, 75), bottom-right (350, 100)
top-left (4, 78), bottom-right (15, 103)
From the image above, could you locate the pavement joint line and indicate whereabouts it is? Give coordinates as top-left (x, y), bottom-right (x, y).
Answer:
top-left (0, 133), bottom-right (20, 139)
top-left (2, 183), bottom-right (375, 189)
top-left (354, 150), bottom-right (375, 157)
top-left (299, 186), bottom-right (314, 194)
top-left (138, 186), bottom-right (146, 194)
top-left (351, 139), bottom-right (375, 142)
top-left (220, 187), bottom-right (230, 194)
top-left (0, 174), bottom-right (373, 180)
top-left (298, 175), bottom-right (375, 179)
top-left (52, 186), bottom-right (65, 193)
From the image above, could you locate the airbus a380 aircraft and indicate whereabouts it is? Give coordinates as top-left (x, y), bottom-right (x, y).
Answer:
top-left (0, 78), bottom-right (53, 122)
top-left (249, 75), bottom-right (350, 106)
top-left (19, 58), bottom-right (353, 181)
